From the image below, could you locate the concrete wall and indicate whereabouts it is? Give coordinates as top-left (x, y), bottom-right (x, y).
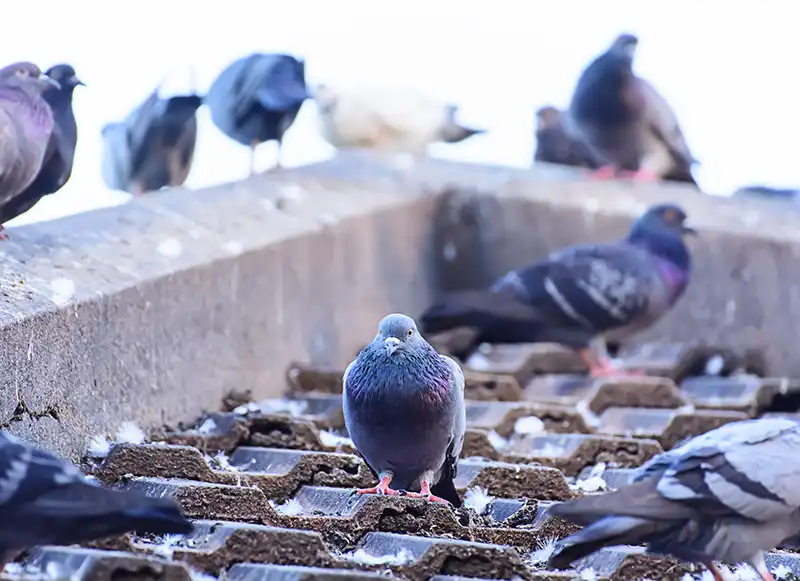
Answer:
top-left (1, 151), bottom-right (797, 458)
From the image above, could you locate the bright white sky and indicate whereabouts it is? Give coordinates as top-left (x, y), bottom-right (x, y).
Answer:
top-left (4, 1), bottom-right (796, 226)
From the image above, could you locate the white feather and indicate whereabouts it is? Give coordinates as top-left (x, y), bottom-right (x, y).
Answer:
top-left (463, 486), bottom-right (494, 515)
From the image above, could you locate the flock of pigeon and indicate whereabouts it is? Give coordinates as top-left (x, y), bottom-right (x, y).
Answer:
top-left (0, 32), bottom-right (796, 581)
top-left (0, 31), bottom-right (760, 239)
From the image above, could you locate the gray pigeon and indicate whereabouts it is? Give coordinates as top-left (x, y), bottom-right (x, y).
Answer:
top-left (0, 64), bottom-right (84, 228)
top-left (534, 105), bottom-right (600, 170)
top-left (547, 417), bottom-right (800, 581)
top-left (0, 430), bottom-right (192, 564)
top-left (206, 53), bottom-right (309, 174)
top-left (568, 33), bottom-right (698, 187)
top-left (420, 203), bottom-right (695, 376)
top-left (101, 87), bottom-right (202, 196)
top-left (342, 313), bottom-right (466, 506)
top-left (0, 62), bottom-right (60, 239)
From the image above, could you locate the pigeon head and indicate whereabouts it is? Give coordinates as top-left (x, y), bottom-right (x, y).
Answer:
top-left (609, 33), bottom-right (639, 62)
top-left (535, 106), bottom-right (562, 131)
top-left (631, 204), bottom-right (696, 239)
top-left (375, 313), bottom-right (424, 357)
top-left (627, 203), bottom-right (695, 276)
top-left (0, 62), bottom-right (60, 93)
top-left (45, 64), bottom-right (85, 91)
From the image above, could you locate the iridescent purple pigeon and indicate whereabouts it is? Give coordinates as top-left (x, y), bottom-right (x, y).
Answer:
top-left (0, 62), bottom-right (60, 239)
top-left (343, 313), bottom-right (466, 506)
top-left (420, 204), bottom-right (695, 377)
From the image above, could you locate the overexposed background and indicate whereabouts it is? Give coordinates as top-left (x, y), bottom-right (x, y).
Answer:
top-left (4, 1), bottom-right (795, 226)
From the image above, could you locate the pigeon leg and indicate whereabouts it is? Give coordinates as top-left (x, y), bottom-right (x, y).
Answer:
top-left (0, 225), bottom-right (7, 240)
top-left (249, 141), bottom-right (259, 176)
top-left (750, 551), bottom-right (776, 581)
top-left (274, 138), bottom-right (283, 171)
top-left (578, 349), bottom-right (643, 378)
top-left (404, 472), bottom-right (452, 504)
top-left (706, 563), bottom-right (728, 581)
top-left (355, 472), bottom-right (401, 496)
top-left (587, 165), bottom-right (618, 180)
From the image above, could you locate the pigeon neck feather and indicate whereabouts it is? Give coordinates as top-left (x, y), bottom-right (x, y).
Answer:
top-left (348, 342), bottom-right (453, 409)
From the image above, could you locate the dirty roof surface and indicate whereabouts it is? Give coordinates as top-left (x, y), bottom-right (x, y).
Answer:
top-left (9, 337), bottom-right (800, 581)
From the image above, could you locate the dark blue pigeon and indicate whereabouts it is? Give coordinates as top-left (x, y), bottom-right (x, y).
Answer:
top-left (0, 62), bottom-right (61, 240)
top-left (101, 87), bottom-right (202, 196)
top-left (0, 430), bottom-right (192, 564)
top-left (343, 313), bottom-right (465, 506)
top-left (567, 33), bottom-right (698, 187)
top-left (0, 64), bottom-right (84, 229)
top-left (205, 53), bottom-right (309, 175)
top-left (546, 417), bottom-right (800, 581)
top-left (420, 203), bottom-right (695, 377)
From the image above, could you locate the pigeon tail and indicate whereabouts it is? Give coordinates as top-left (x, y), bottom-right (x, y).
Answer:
top-left (29, 484), bottom-right (193, 540)
top-left (662, 166), bottom-right (699, 188)
top-left (119, 503), bottom-right (194, 536)
top-left (440, 123), bottom-right (486, 144)
top-left (548, 515), bottom-right (669, 569)
top-left (430, 477), bottom-right (461, 508)
top-left (420, 289), bottom-right (548, 345)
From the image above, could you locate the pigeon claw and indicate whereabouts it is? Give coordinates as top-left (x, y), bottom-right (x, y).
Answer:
top-left (355, 475), bottom-right (401, 496)
top-left (404, 480), bottom-right (453, 505)
top-left (587, 165), bottom-right (617, 180)
top-left (621, 169), bottom-right (659, 182)
top-left (0, 225), bottom-right (7, 240)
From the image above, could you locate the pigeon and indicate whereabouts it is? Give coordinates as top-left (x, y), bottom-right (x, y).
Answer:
top-left (534, 105), bottom-right (600, 170)
top-left (0, 64), bottom-right (84, 229)
top-left (568, 33), bottom-right (698, 187)
top-left (546, 417), bottom-right (800, 581)
top-left (101, 87), bottom-right (203, 196)
top-left (342, 313), bottom-right (466, 506)
top-left (0, 430), bottom-right (192, 564)
top-left (206, 53), bottom-right (308, 175)
top-left (733, 185), bottom-right (800, 201)
top-left (313, 83), bottom-right (486, 154)
top-left (420, 203), bottom-right (695, 377)
top-left (0, 62), bottom-right (61, 240)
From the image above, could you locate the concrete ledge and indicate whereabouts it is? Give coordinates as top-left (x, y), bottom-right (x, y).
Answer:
top-left (1, 151), bottom-right (796, 457)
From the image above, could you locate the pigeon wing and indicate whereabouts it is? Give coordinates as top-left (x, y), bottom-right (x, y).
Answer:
top-left (510, 243), bottom-right (653, 334)
top-left (0, 432), bottom-right (84, 509)
top-left (656, 418), bottom-right (800, 522)
top-left (636, 78), bottom-right (697, 166)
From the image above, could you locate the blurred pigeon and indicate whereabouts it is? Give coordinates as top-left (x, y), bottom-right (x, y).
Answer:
top-left (0, 430), bottom-right (192, 564)
top-left (547, 417), bottom-right (800, 581)
top-left (568, 34), bottom-right (698, 186)
top-left (314, 84), bottom-right (486, 154)
top-left (206, 53), bottom-right (308, 175)
top-left (733, 185), bottom-right (800, 201)
top-left (343, 313), bottom-right (465, 506)
top-left (101, 87), bottom-right (202, 196)
top-left (534, 105), bottom-right (600, 170)
top-left (0, 62), bottom-right (61, 239)
top-left (420, 203), bottom-right (695, 377)
top-left (0, 64), bottom-right (84, 228)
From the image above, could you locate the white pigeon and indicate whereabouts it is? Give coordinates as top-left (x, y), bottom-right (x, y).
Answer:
top-left (312, 83), bottom-right (485, 154)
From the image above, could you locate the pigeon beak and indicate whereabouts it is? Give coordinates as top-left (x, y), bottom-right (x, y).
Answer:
top-left (72, 76), bottom-right (86, 87)
top-left (681, 223), bottom-right (698, 236)
top-left (384, 337), bottom-right (401, 356)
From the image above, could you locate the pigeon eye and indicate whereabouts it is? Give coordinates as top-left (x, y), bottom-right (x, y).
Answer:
top-left (407, 329), bottom-right (414, 337)
top-left (15, 69), bottom-right (28, 78)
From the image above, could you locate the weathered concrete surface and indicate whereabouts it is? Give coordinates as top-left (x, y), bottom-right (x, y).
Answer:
top-left (0, 151), bottom-right (797, 457)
